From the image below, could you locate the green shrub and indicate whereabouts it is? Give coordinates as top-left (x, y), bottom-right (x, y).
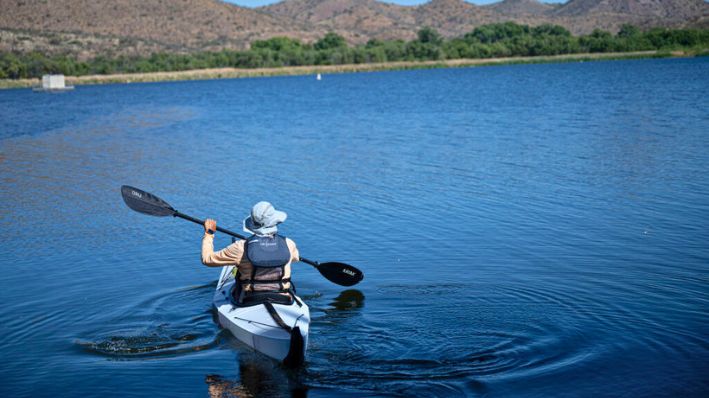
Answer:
top-left (2, 25), bottom-right (708, 79)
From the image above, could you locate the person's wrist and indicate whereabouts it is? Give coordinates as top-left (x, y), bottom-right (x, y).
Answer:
top-left (206, 229), bottom-right (215, 235)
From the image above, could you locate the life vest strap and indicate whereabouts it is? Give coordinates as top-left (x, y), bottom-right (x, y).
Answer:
top-left (246, 277), bottom-right (291, 284)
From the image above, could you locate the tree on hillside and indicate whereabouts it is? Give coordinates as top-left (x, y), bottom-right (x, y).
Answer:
top-left (617, 24), bottom-right (641, 38)
top-left (417, 27), bottom-right (443, 45)
top-left (315, 33), bottom-right (347, 51)
top-left (251, 37), bottom-right (304, 52)
top-left (466, 22), bottom-right (530, 44)
top-left (580, 29), bottom-right (615, 52)
top-left (532, 24), bottom-right (571, 37)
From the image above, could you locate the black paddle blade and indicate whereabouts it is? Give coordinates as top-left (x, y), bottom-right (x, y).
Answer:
top-left (283, 327), bottom-right (305, 368)
top-left (315, 262), bottom-right (364, 287)
top-left (120, 185), bottom-right (176, 217)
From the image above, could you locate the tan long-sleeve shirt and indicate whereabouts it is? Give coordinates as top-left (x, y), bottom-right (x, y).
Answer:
top-left (201, 233), bottom-right (300, 288)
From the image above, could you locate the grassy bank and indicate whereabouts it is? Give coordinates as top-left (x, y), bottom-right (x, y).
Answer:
top-left (0, 50), bottom-right (697, 89)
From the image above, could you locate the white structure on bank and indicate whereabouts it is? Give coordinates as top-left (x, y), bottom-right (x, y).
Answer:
top-left (34, 74), bottom-right (74, 91)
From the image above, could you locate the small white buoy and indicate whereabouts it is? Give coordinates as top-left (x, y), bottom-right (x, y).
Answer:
top-left (316, 73), bottom-right (322, 81)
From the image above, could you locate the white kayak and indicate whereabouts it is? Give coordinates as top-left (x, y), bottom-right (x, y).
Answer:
top-left (213, 265), bottom-right (310, 366)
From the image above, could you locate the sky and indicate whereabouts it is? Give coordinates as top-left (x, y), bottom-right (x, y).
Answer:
top-left (224, 0), bottom-right (567, 7)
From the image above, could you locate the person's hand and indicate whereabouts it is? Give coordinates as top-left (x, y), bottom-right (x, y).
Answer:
top-left (204, 219), bottom-right (217, 233)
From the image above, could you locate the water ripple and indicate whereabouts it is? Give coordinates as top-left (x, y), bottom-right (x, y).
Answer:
top-left (74, 283), bottom-right (220, 359)
top-left (1, 59), bottom-right (707, 397)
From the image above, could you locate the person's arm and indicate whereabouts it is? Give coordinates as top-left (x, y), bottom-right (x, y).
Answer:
top-left (286, 238), bottom-right (300, 264)
top-left (201, 219), bottom-right (245, 267)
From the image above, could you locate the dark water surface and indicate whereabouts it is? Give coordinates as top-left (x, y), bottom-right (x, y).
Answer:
top-left (1, 58), bottom-right (708, 397)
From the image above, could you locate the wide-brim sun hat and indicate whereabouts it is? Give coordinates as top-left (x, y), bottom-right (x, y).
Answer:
top-left (243, 201), bottom-right (287, 236)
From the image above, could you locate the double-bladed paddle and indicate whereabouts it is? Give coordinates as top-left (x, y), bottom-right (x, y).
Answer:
top-left (120, 185), bottom-right (364, 287)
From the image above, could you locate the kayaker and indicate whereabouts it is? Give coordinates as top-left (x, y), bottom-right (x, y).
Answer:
top-left (201, 201), bottom-right (300, 306)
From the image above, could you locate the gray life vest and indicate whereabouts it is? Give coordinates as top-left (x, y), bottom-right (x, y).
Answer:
top-left (241, 234), bottom-right (292, 295)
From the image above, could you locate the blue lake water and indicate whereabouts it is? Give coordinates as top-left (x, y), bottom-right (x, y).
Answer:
top-left (1, 58), bottom-right (708, 397)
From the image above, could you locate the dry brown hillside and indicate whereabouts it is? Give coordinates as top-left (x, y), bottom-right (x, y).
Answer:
top-left (0, 0), bottom-right (317, 53)
top-left (262, 0), bottom-right (417, 41)
top-left (413, 0), bottom-right (494, 37)
top-left (486, 0), bottom-right (557, 16)
top-left (551, 0), bottom-right (709, 33)
top-left (0, 0), bottom-right (707, 58)
top-left (263, 0), bottom-right (708, 40)
top-left (554, 0), bottom-right (708, 19)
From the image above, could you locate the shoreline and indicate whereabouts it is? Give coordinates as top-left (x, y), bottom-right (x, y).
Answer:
top-left (0, 50), bottom-right (697, 89)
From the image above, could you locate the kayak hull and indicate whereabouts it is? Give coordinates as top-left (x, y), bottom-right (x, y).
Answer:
top-left (213, 266), bottom-right (310, 365)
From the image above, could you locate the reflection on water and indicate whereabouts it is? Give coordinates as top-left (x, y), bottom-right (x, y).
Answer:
top-left (206, 356), bottom-right (308, 398)
top-left (328, 290), bottom-right (365, 312)
top-left (206, 374), bottom-right (252, 398)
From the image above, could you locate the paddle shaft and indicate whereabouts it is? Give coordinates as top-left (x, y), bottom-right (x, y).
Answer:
top-left (174, 211), bottom-right (320, 267)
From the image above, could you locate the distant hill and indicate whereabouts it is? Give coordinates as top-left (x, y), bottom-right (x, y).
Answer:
top-left (551, 0), bottom-right (709, 33)
top-left (262, 0), bottom-right (709, 39)
top-left (262, 0), bottom-right (417, 41)
top-left (487, 0), bottom-right (556, 17)
top-left (0, 0), bottom-right (316, 55)
top-left (0, 0), bottom-right (707, 58)
top-left (412, 0), bottom-right (494, 37)
top-left (554, 0), bottom-right (708, 19)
